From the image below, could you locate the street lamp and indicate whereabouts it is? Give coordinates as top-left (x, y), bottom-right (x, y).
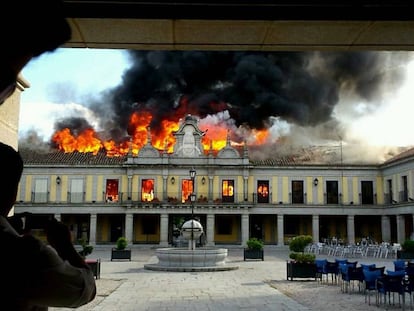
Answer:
top-left (181, 169), bottom-right (203, 250)
top-left (190, 193), bottom-right (196, 207)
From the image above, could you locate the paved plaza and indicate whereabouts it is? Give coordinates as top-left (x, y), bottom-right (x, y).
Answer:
top-left (51, 246), bottom-right (398, 311)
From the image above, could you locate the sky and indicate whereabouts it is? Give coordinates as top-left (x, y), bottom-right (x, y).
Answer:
top-left (20, 48), bottom-right (130, 140)
top-left (18, 48), bottom-right (414, 163)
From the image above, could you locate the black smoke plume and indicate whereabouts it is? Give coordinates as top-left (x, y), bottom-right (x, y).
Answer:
top-left (82, 51), bottom-right (406, 142)
top-left (19, 50), bottom-right (409, 160)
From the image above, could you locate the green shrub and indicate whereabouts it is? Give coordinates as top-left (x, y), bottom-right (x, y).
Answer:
top-left (288, 235), bottom-right (313, 253)
top-left (288, 235), bottom-right (315, 263)
top-left (402, 239), bottom-right (414, 252)
top-left (79, 245), bottom-right (94, 257)
top-left (246, 237), bottom-right (264, 250)
top-left (78, 237), bottom-right (93, 258)
top-left (289, 252), bottom-right (316, 263)
top-left (116, 237), bottom-right (128, 250)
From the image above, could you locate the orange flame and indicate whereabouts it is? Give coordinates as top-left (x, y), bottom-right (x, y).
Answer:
top-left (51, 112), bottom-right (271, 157)
top-left (52, 128), bottom-right (103, 155)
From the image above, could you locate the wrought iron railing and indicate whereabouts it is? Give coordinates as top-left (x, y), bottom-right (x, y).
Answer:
top-left (22, 190), bottom-right (388, 206)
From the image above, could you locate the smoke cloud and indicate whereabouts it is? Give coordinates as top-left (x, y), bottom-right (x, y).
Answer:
top-left (96, 51), bottom-right (407, 134)
top-left (20, 50), bottom-right (413, 162)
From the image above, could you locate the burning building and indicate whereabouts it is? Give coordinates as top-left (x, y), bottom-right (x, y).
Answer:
top-left (14, 114), bottom-right (414, 247)
top-left (14, 50), bottom-right (414, 247)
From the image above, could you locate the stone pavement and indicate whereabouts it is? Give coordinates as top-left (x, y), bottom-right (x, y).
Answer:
top-left (51, 246), bottom-right (397, 311)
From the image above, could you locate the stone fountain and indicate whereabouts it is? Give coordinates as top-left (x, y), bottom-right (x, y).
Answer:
top-left (145, 167), bottom-right (238, 271)
top-left (144, 219), bottom-right (238, 272)
top-left (181, 219), bottom-right (203, 250)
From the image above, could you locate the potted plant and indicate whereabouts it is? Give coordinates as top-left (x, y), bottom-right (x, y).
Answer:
top-left (397, 239), bottom-right (414, 259)
top-left (78, 237), bottom-right (93, 258)
top-left (77, 237), bottom-right (101, 279)
top-left (243, 237), bottom-right (264, 261)
top-left (286, 235), bottom-right (317, 280)
top-left (111, 237), bottom-right (131, 261)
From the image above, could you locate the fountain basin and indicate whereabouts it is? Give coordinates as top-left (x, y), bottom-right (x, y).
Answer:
top-left (144, 247), bottom-right (239, 272)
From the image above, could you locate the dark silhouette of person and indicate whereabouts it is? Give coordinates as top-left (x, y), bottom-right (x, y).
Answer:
top-left (0, 142), bottom-right (96, 310)
top-left (0, 0), bottom-right (71, 105)
top-left (0, 1), bottom-right (96, 308)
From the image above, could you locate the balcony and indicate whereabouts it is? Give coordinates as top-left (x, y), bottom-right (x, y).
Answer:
top-left (18, 191), bottom-right (389, 207)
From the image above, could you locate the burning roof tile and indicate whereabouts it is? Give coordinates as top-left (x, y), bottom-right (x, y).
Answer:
top-left (19, 149), bottom-right (126, 165)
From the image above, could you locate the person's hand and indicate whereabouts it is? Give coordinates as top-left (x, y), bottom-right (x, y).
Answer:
top-left (45, 218), bottom-right (73, 250)
top-left (45, 219), bottom-right (88, 268)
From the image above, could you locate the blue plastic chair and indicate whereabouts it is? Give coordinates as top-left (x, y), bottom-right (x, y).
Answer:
top-left (342, 266), bottom-right (364, 293)
top-left (406, 265), bottom-right (414, 276)
top-left (386, 269), bottom-right (406, 277)
top-left (334, 259), bottom-right (347, 283)
top-left (315, 259), bottom-right (327, 283)
top-left (370, 266), bottom-right (385, 275)
top-left (405, 273), bottom-right (414, 309)
top-left (363, 268), bottom-right (382, 305)
top-left (361, 263), bottom-right (376, 271)
top-left (323, 260), bottom-right (339, 284)
top-left (339, 263), bottom-right (357, 292)
top-left (346, 261), bottom-right (358, 268)
top-left (377, 274), bottom-right (405, 307)
top-left (335, 258), bottom-right (347, 268)
top-left (394, 260), bottom-right (406, 271)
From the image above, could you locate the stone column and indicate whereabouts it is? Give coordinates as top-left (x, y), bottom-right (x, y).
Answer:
top-left (208, 177), bottom-right (213, 202)
top-left (241, 214), bottom-right (249, 246)
top-left (381, 215), bottom-right (391, 243)
top-left (159, 213), bottom-right (169, 247)
top-left (277, 214), bottom-right (284, 246)
top-left (125, 214), bottom-right (133, 244)
top-left (206, 214), bottom-right (215, 246)
top-left (89, 213), bottom-right (97, 245)
top-left (312, 215), bottom-right (319, 243)
top-left (397, 215), bottom-right (405, 244)
top-left (162, 176), bottom-right (167, 201)
top-left (347, 215), bottom-right (355, 245)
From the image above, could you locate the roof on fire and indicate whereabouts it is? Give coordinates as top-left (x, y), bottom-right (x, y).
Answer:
top-left (19, 145), bottom-right (411, 167)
